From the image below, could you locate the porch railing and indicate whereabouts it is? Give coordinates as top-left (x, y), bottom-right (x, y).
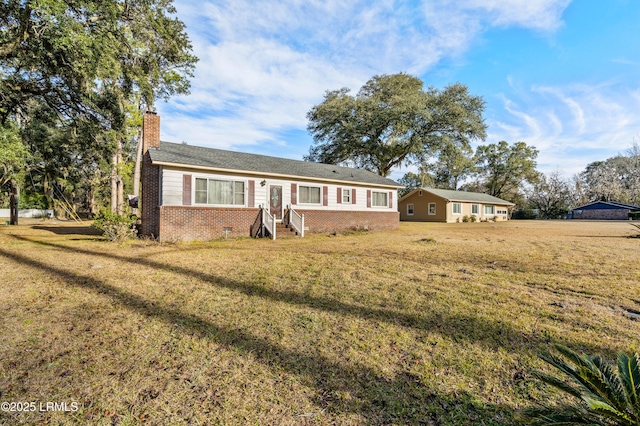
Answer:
top-left (262, 207), bottom-right (276, 240)
top-left (287, 205), bottom-right (304, 237)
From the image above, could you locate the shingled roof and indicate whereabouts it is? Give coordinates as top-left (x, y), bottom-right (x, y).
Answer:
top-left (402, 187), bottom-right (515, 205)
top-left (572, 201), bottom-right (640, 210)
top-left (148, 141), bottom-right (401, 188)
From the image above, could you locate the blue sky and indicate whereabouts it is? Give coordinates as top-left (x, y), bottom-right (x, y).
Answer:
top-left (158, 0), bottom-right (640, 181)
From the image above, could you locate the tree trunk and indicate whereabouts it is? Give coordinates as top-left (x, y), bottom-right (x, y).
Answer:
top-left (9, 180), bottom-right (19, 225)
top-left (116, 138), bottom-right (124, 215)
top-left (132, 129), bottom-right (143, 216)
top-left (42, 174), bottom-right (54, 213)
top-left (110, 152), bottom-right (118, 213)
top-left (88, 186), bottom-right (97, 217)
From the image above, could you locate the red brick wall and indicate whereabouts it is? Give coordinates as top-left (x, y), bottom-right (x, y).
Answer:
top-left (140, 152), bottom-right (160, 237)
top-left (153, 206), bottom-right (398, 241)
top-left (573, 209), bottom-right (629, 220)
top-left (295, 209), bottom-right (399, 233)
top-left (157, 206), bottom-right (261, 242)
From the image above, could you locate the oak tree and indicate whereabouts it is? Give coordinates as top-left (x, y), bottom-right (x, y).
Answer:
top-left (1, 0), bottom-right (197, 122)
top-left (1, 0), bottom-right (197, 217)
top-left (305, 73), bottom-right (486, 177)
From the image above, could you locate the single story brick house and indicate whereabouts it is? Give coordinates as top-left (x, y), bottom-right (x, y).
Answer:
top-left (398, 187), bottom-right (515, 222)
top-left (569, 201), bottom-right (640, 220)
top-left (141, 113), bottom-right (401, 241)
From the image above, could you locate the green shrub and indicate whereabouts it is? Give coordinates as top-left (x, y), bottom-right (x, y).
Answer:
top-left (629, 211), bottom-right (640, 220)
top-left (522, 344), bottom-right (640, 425)
top-left (491, 215), bottom-right (498, 222)
top-left (470, 215), bottom-right (477, 222)
top-left (92, 209), bottom-right (138, 242)
top-left (462, 215), bottom-right (470, 223)
top-left (19, 192), bottom-right (48, 209)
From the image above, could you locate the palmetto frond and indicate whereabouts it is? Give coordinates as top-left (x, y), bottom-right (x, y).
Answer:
top-left (523, 344), bottom-right (640, 425)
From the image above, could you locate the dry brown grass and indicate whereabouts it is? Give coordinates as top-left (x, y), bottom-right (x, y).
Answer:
top-left (0, 219), bottom-right (639, 425)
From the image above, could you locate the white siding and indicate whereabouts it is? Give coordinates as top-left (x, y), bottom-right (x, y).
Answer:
top-left (162, 167), bottom-right (183, 206)
top-left (160, 166), bottom-right (397, 212)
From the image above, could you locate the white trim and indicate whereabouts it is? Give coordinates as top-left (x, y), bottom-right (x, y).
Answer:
top-left (298, 184), bottom-right (322, 205)
top-left (471, 204), bottom-right (479, 215)
top-left (158, 166), bottom-right (163, 206)
top-left (193, 176), bottom-right (247, 207)
top-left (452, 202), bottom-right (462, 215)
top-left (428, 202), bottom-right (436, 215)
top-left (407, 203), bottom-right (414, 216)
top-left (152, 160), bottom-right (402, 189)
top-left (484, 205), bottom-right (495, 215)
top-left (371, 191), bottom-right (388, 208)
top-left (342, 187), bottom-right (351, 204)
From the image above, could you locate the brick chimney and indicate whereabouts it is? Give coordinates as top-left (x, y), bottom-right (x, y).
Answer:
top-left (143, 111), bottom-right (160, 152)
top-left (140, 111), bottom-right (161, 238)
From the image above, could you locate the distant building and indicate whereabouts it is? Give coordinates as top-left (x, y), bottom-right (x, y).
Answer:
top-left (398, 187), bottom-right (514, 222)
top-left (570, 201), bottom-right (640, 220)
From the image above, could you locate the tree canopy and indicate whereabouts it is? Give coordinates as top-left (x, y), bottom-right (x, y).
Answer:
top-left (1, 0), bottom-right (198, 218)
top-left (0, 121), bottom-right (27, 189)
top-left (576, 147), bottom-right (640, 205)
top-left (426, 140), bottom-right (475, 190)
top-left (527, 170), bottom-right (571, 219)
top-left (305, 73), bottom-right (486, 177)
top-left (1, 0), bottom-right (197, 124)
top-left (472, 140), bottom-right (540, 201)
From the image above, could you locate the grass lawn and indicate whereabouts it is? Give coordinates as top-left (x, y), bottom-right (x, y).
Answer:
top-left (0, 219), bottom-right (639, 425)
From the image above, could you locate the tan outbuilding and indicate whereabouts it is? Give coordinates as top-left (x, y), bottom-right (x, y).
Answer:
top-left (398, 187), bottom-right (515, 222)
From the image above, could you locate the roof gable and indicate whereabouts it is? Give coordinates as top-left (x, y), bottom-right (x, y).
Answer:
top-left (148, 141), bottom-right (401, 188)
top-left (400, 187), bottom-right (515, 205)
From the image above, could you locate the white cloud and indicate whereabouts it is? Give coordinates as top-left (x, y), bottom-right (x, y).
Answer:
top-left (466, 0), bottom-right (571, 30)
top-left (160, 0), bottom-right (574, 170)
top-left (488, 82), bottom-right (640, 175)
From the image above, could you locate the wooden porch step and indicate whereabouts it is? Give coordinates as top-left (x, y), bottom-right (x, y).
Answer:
top-left (275, 223), bottom-right (300, 237)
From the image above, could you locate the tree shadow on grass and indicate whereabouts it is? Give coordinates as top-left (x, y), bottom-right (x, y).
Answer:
top-left (0, 246), bottom-right (514, 424)
top-left (32, 225), bottom-right (103, 236)
top-left (5, 234), bottom-right (622, 361)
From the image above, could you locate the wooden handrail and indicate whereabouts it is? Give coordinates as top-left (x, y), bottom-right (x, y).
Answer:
top-left (287, 204), bottom-right (305, 237)
top-left (262, 208), bottom-right (276, 240)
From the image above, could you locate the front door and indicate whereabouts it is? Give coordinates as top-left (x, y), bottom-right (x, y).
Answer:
top-left (269, 185), bottom-right (283, 220)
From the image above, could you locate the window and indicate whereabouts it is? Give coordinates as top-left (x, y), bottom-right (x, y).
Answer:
top-left (195, 178), bottom-right (244, 205)
top-left (299, 185), bottom-right (321, 204)
top-left (497, 209), bottom-right (508, 215)
top-left (428, 203), bottom-right (436, 215)
top-left (407, 204), bottom-right (414, 215)
top-left (484, 205), bottom-right (495, 215)
top-left (372, 191), bottom-right (388, 207)
top-left (342, 188), bottom-right (351, 203)
top-left (471, 204), bottom-right (479, 215)
top-left (452, 203), bottom-right (462, 214)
